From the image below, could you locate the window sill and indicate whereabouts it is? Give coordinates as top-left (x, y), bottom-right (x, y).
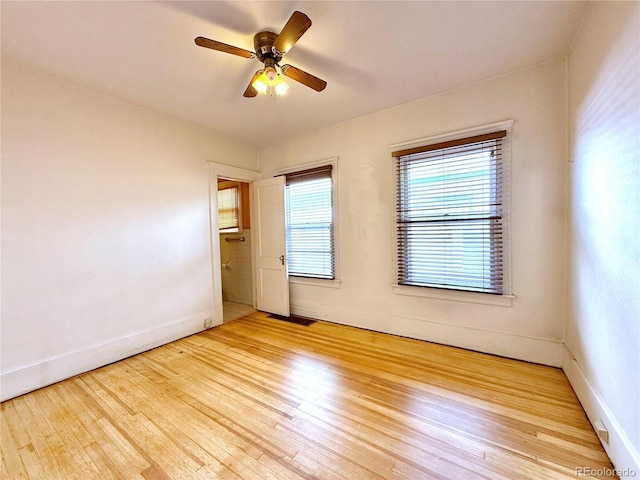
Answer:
top-left (289, 277), bottom-right (342, 289)
top-left (392, 284), bottom-right (515, 306)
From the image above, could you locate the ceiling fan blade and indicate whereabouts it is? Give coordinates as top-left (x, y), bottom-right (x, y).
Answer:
top-left (243, 70), bottom-right (263, 98)
top-left (273, 11), bottom-right (312, 54)
top-left (194, 36), bottom-right (254, 59)
top-left (281, 65), bottom-right (327, 92)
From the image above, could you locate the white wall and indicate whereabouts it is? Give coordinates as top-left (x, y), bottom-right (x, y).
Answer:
top-left (566, 2), bottom-right (640, 475)
top-left (260, 59), bottom-right (568, 367)
top-left (0, 61), bottom-right (258, 401)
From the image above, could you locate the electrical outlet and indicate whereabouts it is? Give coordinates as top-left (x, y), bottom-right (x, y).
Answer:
top-left (203, 318), bottom-right (213, 329)
top-left (595, 419), bottom-right (609, 444)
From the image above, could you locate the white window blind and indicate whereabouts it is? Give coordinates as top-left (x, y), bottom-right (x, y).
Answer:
top-left (285, 165), bottom-right (335, 279)
top-left (218, 185), bottom-right (240, 232)
top-left (393, 131), bottom-right (507, 294)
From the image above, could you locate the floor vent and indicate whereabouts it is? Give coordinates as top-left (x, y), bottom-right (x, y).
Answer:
top-left (268, 314), bottom-right (317, 326)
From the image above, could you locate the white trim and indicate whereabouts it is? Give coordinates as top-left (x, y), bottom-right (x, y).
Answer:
top-left (207, 163), bottom-right (260, 320)
top-left (274, 156), bottom-right (339, 176)
top-left (392, 284), bottom-right (515, 306)
top-left (206, 162), bottom-right (260, 182)
top-left (290, 277), bottom-right (342, 289)
top-left (275, 157), bottom-right (341, 285)
top-left (0, 310), bottom-right (215, 402)
top-left (388, 119), bottom-right (515, 151)
top-left (562, 345), bottom-right (640, 477)
top-left (208, 165), bottom-right (224, 321)
top-left (502, 122), bottom-right (514, 296)
top-left (290, 299), bottom-right (563, 366)
top-left (389, 120), bottom-right (515, 303)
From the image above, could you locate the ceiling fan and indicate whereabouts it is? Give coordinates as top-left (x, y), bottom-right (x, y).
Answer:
top-left (195, 11), bottom-right (327, 98)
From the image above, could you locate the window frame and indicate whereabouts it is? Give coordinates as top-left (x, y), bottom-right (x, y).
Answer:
top-left (390, 120), bottom-right (514, 306)
top-left (275, 157), bottom-right (341, 289)
top-left (217, 180), bottom-right (242, 233)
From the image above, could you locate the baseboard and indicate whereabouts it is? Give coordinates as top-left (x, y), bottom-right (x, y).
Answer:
top-left (290, 300), bottom-right (564, 366)
top-left (0, 310), bottom-right (218, 402)
top-left (562, 345), bottom-right (640, 478)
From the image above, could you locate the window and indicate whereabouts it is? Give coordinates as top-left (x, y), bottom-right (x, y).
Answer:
top-left (393, 130), bottom-right (507, 295)
top-left (285, 165), bottom-right (335, 279)
top-left (218, 182), bottom-right (240, 232)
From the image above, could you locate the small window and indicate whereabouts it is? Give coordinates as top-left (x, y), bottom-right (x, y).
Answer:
top-left (285, 165), bottom-right (335, 279)
top-left (218, 182), bottom-right (240, 233)
top-left (393, 130), bottom-right (507, 295)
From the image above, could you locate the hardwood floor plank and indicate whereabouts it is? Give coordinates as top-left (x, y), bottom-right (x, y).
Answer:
top-left (9, 396), bottom-right (66, 477)
top-left (125, 357), bottom-right (310, 480)
top-left (0, 409), bottom-right (28, 479)
top-left (293, 398), bottom-right (506, 480)
top-left (21, 391), bottom-right (56, 438)
top-left (83, 441), bottom-right (132, 480)
top-left (1, 312), bottom-right (617, 479)
top-left (16, 445), bottom-right (47, 480)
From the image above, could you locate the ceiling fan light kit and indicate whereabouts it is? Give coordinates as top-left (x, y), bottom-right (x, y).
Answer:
top-left (251, 58), bottom-right (289, 97)
top-left (252, 71), bottom-right (289, 97)
top-left (195, 11), bottom-right (327, 98)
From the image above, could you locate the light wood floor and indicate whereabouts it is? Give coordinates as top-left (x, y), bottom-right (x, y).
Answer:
top-left (1, 311), bottom-right (615, 479)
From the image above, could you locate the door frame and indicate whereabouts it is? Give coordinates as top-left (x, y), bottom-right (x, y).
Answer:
top-left (207, 162), bottom-right (261, 325)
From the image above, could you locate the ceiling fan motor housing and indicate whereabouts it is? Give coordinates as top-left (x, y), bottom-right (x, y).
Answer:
top-left (253, 31), bottom-right (283, 63)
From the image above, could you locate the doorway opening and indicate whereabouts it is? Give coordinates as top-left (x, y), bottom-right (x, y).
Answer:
top-left (217, 177), bottom-right (255, 322)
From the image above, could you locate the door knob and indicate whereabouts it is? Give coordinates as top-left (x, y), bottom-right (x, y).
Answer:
top-left (279, 255), bottom-right (285, 265)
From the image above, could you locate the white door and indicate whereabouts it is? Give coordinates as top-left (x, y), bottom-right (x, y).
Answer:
top-left (253, 176), bottom-right (290, 316)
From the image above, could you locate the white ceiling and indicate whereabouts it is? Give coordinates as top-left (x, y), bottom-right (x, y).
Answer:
top-left (1, 1), bottom-right (586, 148)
